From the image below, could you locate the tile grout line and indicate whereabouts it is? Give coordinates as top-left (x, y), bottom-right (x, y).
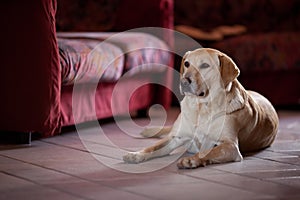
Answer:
top-left (0, 170), bottom-right (92, 200)
top-left (162, 155), bottom-right (300, 192)
top-left (0, 154), bottom-right (157, 200)
top-left (162, 166), bottom-right (276, 196)
top-left (39, 140), bottom-right (123, 161)
top-left (253, 154), bottom-right (300, 167)
top-left (176, 166), bottom-right (300, 196)
top-left (42, 134), bottom-right (116, 148)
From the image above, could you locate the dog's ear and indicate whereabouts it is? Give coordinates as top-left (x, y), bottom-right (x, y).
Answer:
top-left (218, 54), bottom-right (240, 87)
top-left (180, 51), bottom-right (190, 77)
top-left (180, 58), bottom-right (184, 77)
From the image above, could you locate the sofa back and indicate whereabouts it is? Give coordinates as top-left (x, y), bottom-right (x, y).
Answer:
top-left (175, 0), bottom-right (300, 32)
top-left (56, 0), bottom-right (174, 47)
top-left (56, 0), bottom-right (174, 32)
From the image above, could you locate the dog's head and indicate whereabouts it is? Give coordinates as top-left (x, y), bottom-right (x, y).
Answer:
top-left (179, 48), bottom-right (240, 97)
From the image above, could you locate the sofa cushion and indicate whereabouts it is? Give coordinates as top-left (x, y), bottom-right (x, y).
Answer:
top-left (58, 32), bottom-right (171, 85)
top-left (107, 33), bottom-right (171, 76)
top-left (59, 38), bottom-right (124, 85)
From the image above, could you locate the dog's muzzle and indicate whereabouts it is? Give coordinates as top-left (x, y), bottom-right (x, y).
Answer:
top-left (180, 77), bottom-right (207, 97)
top-left (180, 77), bottom-right (192, 93)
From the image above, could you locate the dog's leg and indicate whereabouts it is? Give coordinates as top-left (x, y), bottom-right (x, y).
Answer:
top-left (177, 142), bottom-right (243, 169)
top-left (123, 135), bottom-right (187, 163)
top-left (140, 112), bottom-right (183, 138)
top-left (140, 126), bottom-right (172, 138)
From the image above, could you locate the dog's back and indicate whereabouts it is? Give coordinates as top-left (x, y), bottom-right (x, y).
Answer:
top-left (236, 86), bottom-right (279, 152)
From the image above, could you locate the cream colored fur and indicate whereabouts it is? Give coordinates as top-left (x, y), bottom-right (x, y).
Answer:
top-left (123, 48), bottom-right (279, 169)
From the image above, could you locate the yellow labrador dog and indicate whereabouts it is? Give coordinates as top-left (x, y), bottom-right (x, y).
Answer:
top-left (123, 48), bottom-right (279, 169)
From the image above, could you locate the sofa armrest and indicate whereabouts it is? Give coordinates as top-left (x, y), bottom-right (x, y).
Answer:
top-left (0, 0), bottom-right (61, 136)
top-left (113, 0), bottom-right (174, 31)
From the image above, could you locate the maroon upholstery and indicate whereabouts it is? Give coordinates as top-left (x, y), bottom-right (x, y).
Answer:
top-left (56, 0), bottom-right (174, 33)
top-left (175, 0), bottom-right (300, 106)
top-left (57, 32), bottom-right (173, 127)
top-left (0, 0), bottom-right (174, 137)
top-left (0, 0), bottom-right (61, 136)
top-left (175, 0), bottom-right (300, 32)
top-left (56, 0), bottom-right (174, 130)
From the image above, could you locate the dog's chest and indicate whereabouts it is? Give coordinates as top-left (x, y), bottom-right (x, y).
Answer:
top-left (180, 96), bottom-right (225, 144)
top-left (180, 96), bottom-right (200, 127)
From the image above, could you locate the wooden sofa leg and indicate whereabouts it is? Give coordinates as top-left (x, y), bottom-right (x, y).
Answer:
top-left (137, 109), bottom-right (149, 118)
top-left (19, 132), bottom-right (32, 145)
top-left (0, 132), bottom-right (32, 145)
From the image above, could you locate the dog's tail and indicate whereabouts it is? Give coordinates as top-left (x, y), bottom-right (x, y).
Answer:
top-left (140, 126), bottom-right (172, 138)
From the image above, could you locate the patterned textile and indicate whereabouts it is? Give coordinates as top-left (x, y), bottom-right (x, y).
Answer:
top-left (107, 33), bottom-right (171, 76)
top-left (175, 0), bottom-right (300, 32)
top-left (212, 32), bottom-right (300, 72)
top-left (58, 38), bottom-right (124, 85)
top-left (174, 0), bottom-right (300, 72)
top-left (58, 32), bottom-right (171, 85)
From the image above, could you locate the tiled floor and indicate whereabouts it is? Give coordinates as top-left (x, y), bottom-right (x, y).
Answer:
top-left (1, 108), bottom-right (300, 200)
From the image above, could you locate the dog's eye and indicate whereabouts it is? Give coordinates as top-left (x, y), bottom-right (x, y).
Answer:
top-left (200, 63), bottom-right (210, 69)
top-left (184, 61), bottom-right (190, 68)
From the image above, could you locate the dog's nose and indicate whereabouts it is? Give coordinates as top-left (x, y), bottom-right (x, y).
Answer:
top-left (181, 77), bottom-right (192, 86)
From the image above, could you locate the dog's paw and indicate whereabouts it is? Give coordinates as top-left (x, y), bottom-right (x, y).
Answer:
top-left (177, 155), bottom-right (209, 169)
top-left (140, 127), bottom-right (160, 138)
top-left (123, 152), bottom-right (147, 164)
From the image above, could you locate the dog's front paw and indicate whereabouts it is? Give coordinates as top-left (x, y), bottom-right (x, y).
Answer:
top-left (177, 155), bottom-right (210, 169)
top-left (123, 152), bottom-right (147, 164)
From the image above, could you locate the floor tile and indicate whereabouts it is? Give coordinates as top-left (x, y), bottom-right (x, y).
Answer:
top-left (192, 172), bottom-right (300, 198)
top-left (265, 156), bottom-right (300, 166)
top-left (211, 158), bottom-right (300, 173)
top-left (278, 111), bottom-right (300, 132)
top-left (241, 168), bottom-right (300, 180)
top-left (47, 180), bottom-right (152, 200)
top-left (105, 177), bottom-right (273, 200)
top-left (1, 108), bottom-right (300, 200)
top-left (268, 141), bottom-right (300, 156)
top-left (0, 172), bottom-right (82, 200)
top-left (266, 176), bottom-right (300, 188)
top-left (0, 156), bottom-right (77, 185)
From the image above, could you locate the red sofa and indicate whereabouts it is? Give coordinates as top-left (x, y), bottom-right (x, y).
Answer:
top-left (175, 0), bottom-right (300, 106)
top-left (0, 0), bottom-right (174, 140)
